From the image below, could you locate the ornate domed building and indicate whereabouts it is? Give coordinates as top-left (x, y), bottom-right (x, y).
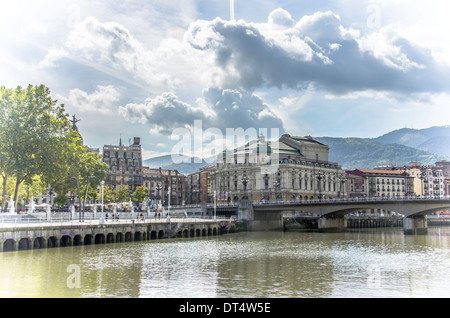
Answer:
top-left (211, 133), bottom-right (347, 203)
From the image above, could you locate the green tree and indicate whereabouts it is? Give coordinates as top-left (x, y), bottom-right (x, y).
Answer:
top-left (0, 84), bottom-right (110, 210)
top-left (114, 184), bottom-right (130, 203)
top-left (0, 85), bottom-right (72, 208)
top-left (133, 186), bottom-right (148, 205)
top-left (0, 86), bottom-right (15, 210)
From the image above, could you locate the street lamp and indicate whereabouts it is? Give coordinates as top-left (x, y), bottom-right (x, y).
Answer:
top-left (82, 176), bottom-right (95, 222)
top-left (100, 180), bottom-right (105, 223)
top-left (70, 177), bottom-right (82, 222)
top-left (168, 186), bottom-right (171, 217)
top-left (241, 174), bottom-right (248, 200)
top-left (339, 177), bottom-right (347, 199)
top-left (156, 183), bottom-right (161, 216)
top-left (274, 180), bottom-right (281, 201)
top-left (316, 173), bottom-right (323, 201)
top-left (213, 190), bottom-right (217, 220)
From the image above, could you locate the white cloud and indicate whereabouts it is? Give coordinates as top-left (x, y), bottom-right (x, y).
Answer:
top-left (268, 8), bottom-right (295, 28)
top-left (58, 85), bottom-right (120, 115)
top-left (3, 1), bottom-right (449, 149)
top-left (119, 87), bottom-right (284, 135)
top-left (181, 10), bottom-right (450, 96)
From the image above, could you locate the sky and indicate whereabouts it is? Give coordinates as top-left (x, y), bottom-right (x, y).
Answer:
top-left (1, 0), bottom-right (450, 160)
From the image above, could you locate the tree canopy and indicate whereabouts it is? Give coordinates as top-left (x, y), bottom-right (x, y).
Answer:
top-left (0, 84), bottom-right (109, 209)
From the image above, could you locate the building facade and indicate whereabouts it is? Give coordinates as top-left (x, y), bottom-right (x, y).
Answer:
top-left (392, 162), bottom-right (446, 198)
top-left (346, 169), bottom-right (414, 198)
top-left (102, 137), bottom-right (143, 191)
top-left (142, 167), bottom-right (186, 207)
top-left (186, 166), bottom-right (216, 204)
top-left (211, 134), bottom-right (347, 202)
top-left (436, 161), bottom-right (450, 196)
top-left (420, 167), bottom-right (445, 198)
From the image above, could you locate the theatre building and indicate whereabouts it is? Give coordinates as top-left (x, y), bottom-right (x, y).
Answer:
top-left (211, 134), bottom-right (347, 203)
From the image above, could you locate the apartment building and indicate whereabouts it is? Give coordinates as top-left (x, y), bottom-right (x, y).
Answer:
top-left (102, 137), bottom-right (143, 191)
top-left (346, 169), bottom-right (414, 198)
top-left (142, 167), bottom-right (186, 206)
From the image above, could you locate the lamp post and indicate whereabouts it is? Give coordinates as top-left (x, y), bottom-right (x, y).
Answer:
top-left (214, 190), bottom-right (217, 220)
top-left (402, 168), bottom-right (408, 199)
top-left (242, 174), bottom-right (248, 200)
top-left (82, 176), bottom-right (95, 222)
top-left (420, 171), bottom-right (425, 198)
top-left (168, 186), bottom-right (171, 217)
top-left (339, 177), bottom-right (347, 199)
top-left (274, 180), bottom-right (280, 201)
top-left (316, 173), bottom-right (323, 201)
top-left (100, 180), bottom-right (105, 223)
top-left (71, 177), bottom-right (82, 222)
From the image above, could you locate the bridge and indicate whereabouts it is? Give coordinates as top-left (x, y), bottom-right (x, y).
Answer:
top-left (0, 216), bottom-right (235, 252)
top-left (207, 197), bottom-right (450, 234)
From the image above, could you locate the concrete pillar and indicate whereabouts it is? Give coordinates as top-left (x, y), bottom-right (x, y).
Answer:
top-left (237, 200), bottom-right (254, 221)
top-left (318, 217), bottom-right (346, 232)
top-left (403, 217), bottom-right (428, 235)
top-left (251, 211), bottom-right (284, 231)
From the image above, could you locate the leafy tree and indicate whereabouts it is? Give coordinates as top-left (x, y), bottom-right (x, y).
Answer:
top-left (0, 85), bottom-right (71, 207)
top-left (0, 84), bottom-right (109, 209)
top-left (133, 186), bottom-right (148, 204)
top-left (114, 184), bottom-right (130, 203)
top-left (54, 194), bottom-right (69, 206)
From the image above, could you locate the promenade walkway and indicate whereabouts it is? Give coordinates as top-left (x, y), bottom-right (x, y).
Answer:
top-left (0, 215), bottom-right (232, 229)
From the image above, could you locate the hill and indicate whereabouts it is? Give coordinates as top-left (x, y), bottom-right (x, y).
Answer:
top-left (143, 154), bottom-right (214, 174)
top-left (143, 126), bottom-right (450, 173)
top-left (372, 126), bottom-right (450, 156)
top-left (316, 137), bottom-right (448, 170)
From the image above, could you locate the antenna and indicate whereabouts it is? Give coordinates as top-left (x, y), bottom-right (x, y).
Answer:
top-left (230, 0), bottom-right (235, 20)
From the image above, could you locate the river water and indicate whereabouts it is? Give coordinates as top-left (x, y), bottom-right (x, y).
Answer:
top-left (1, 227), bottom-right (450, 298)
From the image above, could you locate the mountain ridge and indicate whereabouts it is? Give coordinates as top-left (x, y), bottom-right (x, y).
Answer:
top-left (143, 126), bottom-right (450, 173)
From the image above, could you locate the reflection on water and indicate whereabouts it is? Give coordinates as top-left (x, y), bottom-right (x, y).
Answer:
top-left (1, 227), bottom-right (450, 298)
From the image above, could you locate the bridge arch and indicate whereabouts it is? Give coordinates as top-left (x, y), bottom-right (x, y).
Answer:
top-left (134, 231), bottom-right (142, 241)
top-left (106, 233), bottom-right (115, 243)
top-left (47, 236), bottom-right (57, 248)
top-left (33, 237), bottom-right (46, 249)
top-left (84, 234), bottom-right (93, 245)
top-left (74, 235), bottom-right (83, 246)
top-left (249, 198), bottom-right (450, 232)
top-left (3, 239), bottom-right (15, 252)
top-left (18, 238), bottom-right (31, 250)
top-left (60, 235), bottom-right (72, 247)
top-left (125, 232), bottom-right (133, 242)
top-left (95, 234), bottom-right (105, 244)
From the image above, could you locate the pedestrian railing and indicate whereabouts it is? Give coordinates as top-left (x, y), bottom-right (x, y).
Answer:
top-left (0, 215), bottom-right (234, 229)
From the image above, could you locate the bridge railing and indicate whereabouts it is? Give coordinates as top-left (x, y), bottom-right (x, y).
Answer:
top-left (0, 215), bottom-right (235, 229)
top-left (250, 195), bottom-right (450, 206)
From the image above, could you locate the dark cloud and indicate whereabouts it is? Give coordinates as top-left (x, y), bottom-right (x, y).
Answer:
top-left (185, 11), bottom-right (450, 96)
top-left (119, 88), bottom-right (284, 134)
top-left (203, 87), bottom-right (284, 132)
top-left (118, 92), bottom-right (208, 135)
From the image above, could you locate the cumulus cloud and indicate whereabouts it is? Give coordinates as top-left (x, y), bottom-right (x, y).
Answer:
top-left (183, 10), bottom-right (449, 96)
top-left (268, 8), bottom-right (295, 28)
top-left (65, 16), bottom-right (176, 91)
top-left (58, 85), bottom-right (120, 115)
top-left (118, 92), bottom-right (210, 135)
top-left (57, 9), bottom-right (448, 101)
top-left (52, 8), bottom-right (449, 140)
top-left (118, 87), bottom-right (284, 135)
